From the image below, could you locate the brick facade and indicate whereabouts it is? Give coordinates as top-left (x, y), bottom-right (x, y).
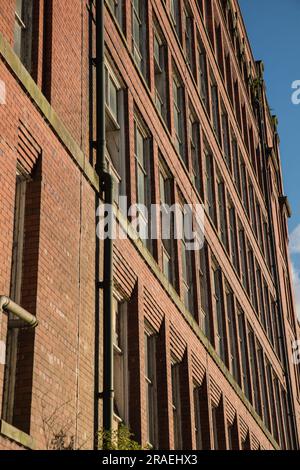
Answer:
top-left (0, 0), bottom-right (299, 451)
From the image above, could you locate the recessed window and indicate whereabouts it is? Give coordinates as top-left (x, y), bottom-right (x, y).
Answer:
top-left (14, 0), bottom-right (34, 73)
top-left (229, 201), bottom-right (239, 274)
top-left (212, 261), bottom-right (226, 362)
top-left (211, 79), bottom-right (221, 143)
top-left (188, 108), bottom-right (201, 193)
top-left (107, 0), bottom-right (124, 30)
top-left (197, 37), bottom-right (209, 111)
top-left (144, 328), bottom-right (158, 449)
top-left (113, 297), bottom-right (129, 427)
top-left (216, 172), bottom-right (228, 250)
top-left (132, 0), bottom-right (148, 80)
top-left (239, 226), bottom-right (249, 293)
top-left (199, 242), bottom-right (211, 340)
top-left (226, 286), bottom-right (239, 383)
top-left (159, 159), bottom-right (175, 285)
top-left (153, 22), bottom-right (169, 125)
top-left (221, 106), bottom-right (231, 168)
top-left (204, 147), bottom-right (216, 225)
top-left (248, 247), bottom-right (258, 312)
top-left (170, 0), bottom-right (181, 40)
top-left (134, 116), bottom-right (152, 250)
top-left (248, 326), bottom-right (261, 414)
top-left (173, 70), bottom-right (186, 163)
top-left (257, 345), bottom-right (271, 430)
top-left (193, 386), bottom-right (203, 449)
top-left (238, 308), bottom-right (251, 401)
top-left (232, 137), bottom-right (241, 195)
top-left (179, 203), bottom-right (194, 314)
top-left (184, 4), bottom-right (195, 76)
top-left (171, 361), bottom-right (182, 450)
top-left (105, 63), bottom-right (127, 205)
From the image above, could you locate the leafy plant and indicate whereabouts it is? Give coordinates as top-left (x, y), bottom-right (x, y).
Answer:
top-left (98, 425), bottom-right (145, 450)
top-left (50, 430), bottom-right (75, 450)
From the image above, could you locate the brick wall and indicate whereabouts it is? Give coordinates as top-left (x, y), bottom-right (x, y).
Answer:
top-left (0, 0), bottom-right (299, 451)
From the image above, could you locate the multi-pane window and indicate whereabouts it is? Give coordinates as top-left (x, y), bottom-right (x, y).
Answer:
top-left (225, 53), bottom-right (233, 103)
top-left (153, 23), bottom-right (169, 124)
top-left (238, 308), bottom-right (251, 400)
top-left (211, 405), bottom-right (222, 450)
top-left (221, 107), bottom-right (231, 169)
top-left (216, 173), bottom-right (228, 250)
top-left (241, 104), bottom-right (249, 152)
top-left (179, 204), bottom-right (194, 314)
top-left (211, 79), bottom-right (221, 143)
top-left (170, 0), bottom-right (181, 40)
top-left (256, 202), bottom-right (264, 252)
top-left (241, 163), bottom-right (250, 215)
top-left (263, 221), bottom-right (272, 270)
top-left (264, 284), bottom-right (274, 345)
top-left (274, 378), bottom-right (286, 449)
top-left (197, 37), bottom-right (209, 110)
top-left (234, 80), bottom-right (242, 129)
top-left (228, 419), bottom-right (238, 450)
top-left (173, 71), bottom-right (186, 162)
top-left (226, 287), bottom-right (239, 383)
top-left (105, 63), bottom-right (126, 203)
top-left (14, 0), bottom-right (34, 73)
top-left (159, 161), bottom-right (175, 285)
top-left (215, 23), bottom-right (224, 77)
top-left (266, 362), bottom-right (279, 443)
top-left (199, 242), bottom-right (211, 340)
top-left (132, 0), bottom-right (148, 79)
top-left (188, 109), bottom-right (201, 193)
top-left (239, 226), bottom-right (249, 293)
top-left (232, 137), bottom-right (241, 195)
top-left (257, 346), bottom-right (271, 430)
top-left (256, 266), bottom-right (267, 330)
top-left (212, 261), bottom-right (225, 362)
top-left (229, 202), bottom-right (239, 273)
top-left (134, 117), bottom-right (152, 249)
top-left (113, 298), bottom-right (128, 426)
top-left (171, 362), bottom-right (182, 450)
top-left (107, 0), bottom-right (124, 30)
top-left (193, 386), bottom-right (203, 449)
top-left (205, 149), bottom-right (216, 225)
top-left (144, 329), bottom-right (158, 448)
top-left (271, 300), bottom-right (281, 360)
top-left (248, 247), bottom-right (258, 312)
top-left (281, 390), bottom-right (291, 450)
top-left (248, 327), bottom-right (261, 414)
top-left (184, 4), bottom-right (195, 75)
top-left (249, 184), bottom-right (257, 236)
top-left (2, 172), bottom-right (27, 425)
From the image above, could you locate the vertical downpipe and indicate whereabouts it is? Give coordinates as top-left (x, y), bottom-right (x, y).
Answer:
top-left (94, 0), bottom-right (114, 448)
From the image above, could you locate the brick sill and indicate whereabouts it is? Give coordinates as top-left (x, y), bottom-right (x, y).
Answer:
top-left (0, 420), bottom-right (35, 450)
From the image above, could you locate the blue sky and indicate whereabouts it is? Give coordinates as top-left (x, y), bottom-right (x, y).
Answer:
top-left (239, 0), bottom-right (300, 317)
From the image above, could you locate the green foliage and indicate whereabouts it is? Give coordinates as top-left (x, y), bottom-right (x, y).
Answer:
top-left (98, 425), bottom-right (145, 450)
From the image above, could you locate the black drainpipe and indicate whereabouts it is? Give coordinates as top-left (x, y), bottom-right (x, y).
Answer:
top-left (93, 0), bottom-right (114, 449)
top-left (255, 67), bottom-right (299, 449)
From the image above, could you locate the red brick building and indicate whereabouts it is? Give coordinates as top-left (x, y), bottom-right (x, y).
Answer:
top-left (0, 0), bottom-right (299, 450)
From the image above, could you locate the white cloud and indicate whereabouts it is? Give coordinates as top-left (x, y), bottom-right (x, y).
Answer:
top-left (291, 263), bottom-right (300, 321)
top-left (290, 224), bottom-right (300, 254)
